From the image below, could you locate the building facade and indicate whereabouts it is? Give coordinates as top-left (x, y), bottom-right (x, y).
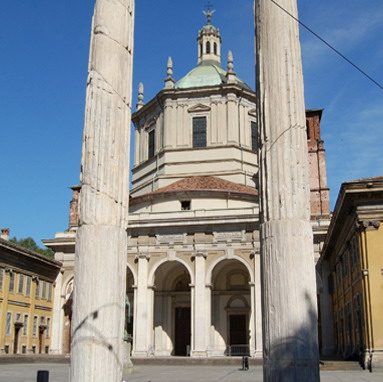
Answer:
top-left (0, 229), bottom-right (61, 355)
top-left (46, 14), bottom-right (330, 358)
top-left (317, 176), bottom-right (383, 371)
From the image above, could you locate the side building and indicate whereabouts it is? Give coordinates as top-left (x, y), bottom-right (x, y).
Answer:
top-left (0, 229), bottom-right (61, 355)
top-left (317, 176), bottom-right (383, 371)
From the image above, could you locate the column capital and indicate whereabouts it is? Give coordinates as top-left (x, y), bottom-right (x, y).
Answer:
top-left (193, 251), bottom-right (207, 259)
top-left (136, 252), bottom-right (150, 260)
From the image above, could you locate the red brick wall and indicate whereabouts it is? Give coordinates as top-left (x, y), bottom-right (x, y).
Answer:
top-left (306, 110), bottom-right (330, 217)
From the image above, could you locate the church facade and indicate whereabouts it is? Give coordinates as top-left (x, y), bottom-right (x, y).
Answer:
top-left (45, 14), bottom-right (330, 358)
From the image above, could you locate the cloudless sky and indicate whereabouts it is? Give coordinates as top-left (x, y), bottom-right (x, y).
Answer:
top-left (1, 1), bottom-right (382, 245)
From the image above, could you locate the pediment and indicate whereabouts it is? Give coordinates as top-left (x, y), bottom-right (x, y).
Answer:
top-left (248, 108), bottom-right (257, 118)
top-left (187, 103), bottom-right (211, 113)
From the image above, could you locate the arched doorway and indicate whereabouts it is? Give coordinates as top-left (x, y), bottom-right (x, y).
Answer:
top-left (153, 261), bottom-right (191, 356)
top-left (211, 259), bottom-right (251, 356)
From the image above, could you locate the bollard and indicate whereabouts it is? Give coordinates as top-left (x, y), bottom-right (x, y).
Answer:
top-left (37, 370), bottom-right (49, 382)
top-left (242, 356), bottom-right (249, 370)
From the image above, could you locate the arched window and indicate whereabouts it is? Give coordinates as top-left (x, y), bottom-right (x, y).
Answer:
top-left (206, 41), bottom-right (211, 54)
top-left (306, 119), bottom-right (311, 140)
top-left (214, 42), bottom-right (217, 55)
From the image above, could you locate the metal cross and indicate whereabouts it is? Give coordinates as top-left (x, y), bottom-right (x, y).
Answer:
top-left (203, 1), bottom-right (215, 24)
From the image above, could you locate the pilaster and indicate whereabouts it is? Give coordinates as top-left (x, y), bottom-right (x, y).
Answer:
top-left (132, 252), bottom-right (150, 356)
top-left (191, 251), bottom-right (207, 357)
top-left (50, 270), bottom-right (64, 354)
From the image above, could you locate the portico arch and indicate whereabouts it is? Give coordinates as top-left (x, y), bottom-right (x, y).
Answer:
top-left (206, 254), bottom-right (254, 285)
top-left (209, 259), bottom-right (252, 356)
top-left (148, 257), bottom-right (194, 286)
top-left (152, 261), bottom-right (192, 356)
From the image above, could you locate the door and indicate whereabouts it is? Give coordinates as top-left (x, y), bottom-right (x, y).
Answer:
top-left (13, 326), bottom-right (20, 354)
top-left (229, 314), bottom-right (247, 345)
top-left (174, 307), bottom-right (191, 356)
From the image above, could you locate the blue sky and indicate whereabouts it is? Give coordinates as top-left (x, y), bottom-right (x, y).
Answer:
top-left (1, 0), bottom-right (382, 245)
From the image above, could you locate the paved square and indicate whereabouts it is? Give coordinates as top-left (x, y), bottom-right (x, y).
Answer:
top-left (1, 364), bottom-right (383, 382)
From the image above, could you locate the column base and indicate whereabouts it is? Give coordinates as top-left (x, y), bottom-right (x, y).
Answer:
top-left (371, 350), bottom-right (383, 372)
top-left (191, 350), bottom-right (208, 357)
top-left (131, 350), bottom-right (149, 357)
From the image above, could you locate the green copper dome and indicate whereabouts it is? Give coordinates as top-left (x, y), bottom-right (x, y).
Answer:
top-left (175, 62), bottom-right (251, 90)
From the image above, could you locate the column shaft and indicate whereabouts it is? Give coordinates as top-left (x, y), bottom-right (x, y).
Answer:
top-left (255, 0), bottom-right (320, 380)
top-left (71, 1), bottom-right (135, 381)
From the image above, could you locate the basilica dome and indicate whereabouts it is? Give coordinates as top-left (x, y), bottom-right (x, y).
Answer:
top-left (175, 62), bottom-right (251, 90)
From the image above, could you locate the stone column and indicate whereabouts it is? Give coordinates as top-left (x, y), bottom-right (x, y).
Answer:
top-left (255, 0), bottom-right (320, 380)
top-left (71, 1), bottom-right (134, 381)
top-left (132, 253), bottom-right (149, 356)
top-left (50, 270), bottom-right (64, 354)
top-left (318, 260), bottom-right (335, 356)
top-left (254, 253), bottom-right (263, 357)
top-left (191, 252), bottom-right (207, 356)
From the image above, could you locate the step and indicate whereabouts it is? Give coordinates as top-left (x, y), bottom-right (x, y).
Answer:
top-left (320, 360), bottom-right (362, 371)
top-left (131, 356), bottom-right (263, 366)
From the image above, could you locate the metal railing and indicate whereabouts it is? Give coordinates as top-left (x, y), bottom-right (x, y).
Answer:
top-left (226, 344), bottom-right (250, 356)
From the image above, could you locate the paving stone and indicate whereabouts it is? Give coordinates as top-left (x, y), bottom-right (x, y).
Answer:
top-left (1, 364), bottom-right (383, 382)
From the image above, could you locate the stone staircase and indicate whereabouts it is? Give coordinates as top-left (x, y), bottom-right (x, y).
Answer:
top-left (131, 356), bottom-right (262, 366)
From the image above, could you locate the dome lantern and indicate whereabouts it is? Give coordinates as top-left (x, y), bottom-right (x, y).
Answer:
top-left (197, 8), bottom-right (221, 66)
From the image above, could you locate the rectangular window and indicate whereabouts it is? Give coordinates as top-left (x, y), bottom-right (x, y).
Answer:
top-left (22, 345), bottom-right (27, 354)
top-left (45, 346), bottom-right (49, 354)
top-left (148, 129), bottom-right (155, 159)
top-left (9, 272), bottom-right (15, 292)
top-left (6, 312), bottom-right (12, 335)
top-left (42, 281), bottom-right (47, 300)
top-left (15, 313), bottom-right (21, 322)
top-left (18, 274), bottom-right (24, 294)
top-left (251, 121), bottom-right (258, 151)
top-left (36, 281), bottom-right (43, 299)
top-left (33, 316), bottom-right (38, 337)
top-left (4, 345), bottom-right (9, 354)
top-left (32, 346), bottom-right (36, 354)
top-left (25, 276), bottom-right (31, 296)
top-left (193, 117), bottom-right (207, 148)
top-left (46, 318), bottom-right (50, 338)
top-left (23, 315), bottom-right (28, 336)
top-left (0, 268), bottom-right (3, 291)
top-left (47, 283), bottom-right (52, 301)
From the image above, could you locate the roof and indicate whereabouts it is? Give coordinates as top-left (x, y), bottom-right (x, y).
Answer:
top-left (130, 176), bottom-right (257, 205)
top-left (0, 238), bottom-right (62, 268)
top-left (175, 62), bottom-right (252, 90)
top-left (320, 175), bottom-right (383, 261)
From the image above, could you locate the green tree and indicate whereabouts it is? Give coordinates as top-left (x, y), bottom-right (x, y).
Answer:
top-left (10, 237), bottom-right (54, 259)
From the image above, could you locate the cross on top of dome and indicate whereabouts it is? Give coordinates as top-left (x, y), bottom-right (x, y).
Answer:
top-left (203, 2), bottom-right (215, 25)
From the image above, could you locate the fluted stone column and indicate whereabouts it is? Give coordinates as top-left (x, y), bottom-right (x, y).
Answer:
top-left (71, 1), bottom-right (135, 381)
top-left (255, 0), bottom-right (320, 380)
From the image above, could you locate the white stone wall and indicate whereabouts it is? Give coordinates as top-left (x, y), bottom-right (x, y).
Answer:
top-left (131, 89), bottom-right (257, 197)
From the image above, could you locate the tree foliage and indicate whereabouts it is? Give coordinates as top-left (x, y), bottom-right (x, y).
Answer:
top-left (10, 237), bottom-right (54, 259)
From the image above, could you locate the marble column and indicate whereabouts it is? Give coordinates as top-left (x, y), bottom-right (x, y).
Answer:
top-left (254, 253), bottom-right (263, 358)
top-left (191, 253), bottom-right (207, 356)
top-left (71, 1), bottom-right (135, 381)
top-left (318, 260), bottom-right (335, 356)
top-left (255, 0), bottom-right (320, 380)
